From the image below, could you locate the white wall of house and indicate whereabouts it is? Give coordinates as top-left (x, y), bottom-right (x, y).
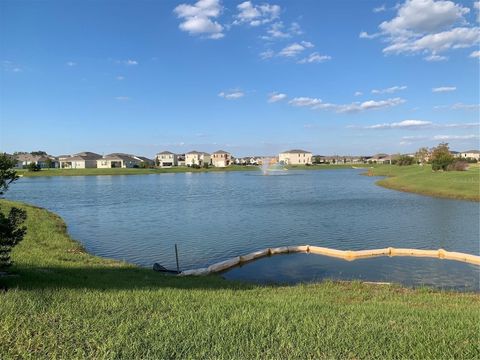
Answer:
top-left (460, 152), bottom-right (480, 160)
top-left (156, 153), bottom-right (178, 167)
top-left (279, 152), bottom-right (312, 165)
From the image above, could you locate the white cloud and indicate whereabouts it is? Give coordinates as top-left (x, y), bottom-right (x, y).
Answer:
top-left (371, 85), bottom-right (407, 94)
top-left (124, 59), bottom-right (138, 65)
top-left (116, 76), bottom-right (125, 81)
top-left (278, 41), bottom-right (314, 57)
top-left (268, 92), bottom-right (287, 103)
top-left (66, 61), bottom-right (77, 67)
top-left (354, 91), bottom-right (363, 96)
top-left (288, 97), bottom-right (322, 107)
top-left (470, 50), bottom-right (480, 57)
top-left (433, 134), bottom-right (478, 140)
top-left (373, 5), bottom-right (387, 13)
top-left (234, 1), bottom-right (280, 26)
top-left (115, 96), bottom-right (131, 101)
top-left (218, 90), bottom-right (245, 99)
top-left (359, 31), bottom-right (381, 39)
top-left (432, 86), bottom-right (456, 92)
top-left (298, 52), bottom-right (332, 64)
top-left (361, 0), bottom-right (479, 61)
top-left (366, 120), bottom-right (433, 129)
top-left (2, 60), bottom-right (22, 73)
top-left (424, 54), bottom-right (448, 61)
top-left (435, 103), bottom-right (480, 110)
top-left (259, 49), bottom-right (275, 59)
top-left (174, 0), bottom-right (224, 39)
top-left (475, 1), bottom-right (480, 22)
top-left (287, 96), bottom-right (405, 113)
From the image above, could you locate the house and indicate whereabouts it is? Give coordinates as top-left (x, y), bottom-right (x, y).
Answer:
top-left (59, 152), bottom-right (102, 169)
top-left (14, 153), bottom-right (59, 168)
top-left (177, 154), bottom-right (186, 166)
top-left (185, 151), bottom-right (211, 167)
top-left (278, 149), bottom-right (312, 165)
top-left (97, 153), bottom-right (150, 168)
top-left (211, 150), bottom-right (232, 167)
top-left (155, 151), bottom-right (178, 167)
top-left (370, 153), bottom-right (392, 164)
top-left (459, 150), bottom-right (480, 161)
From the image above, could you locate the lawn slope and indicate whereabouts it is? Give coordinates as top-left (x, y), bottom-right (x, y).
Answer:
top-left (0, 200), bottom-right (479, 359)
top-left (367, 165), bottom-right (480, 201)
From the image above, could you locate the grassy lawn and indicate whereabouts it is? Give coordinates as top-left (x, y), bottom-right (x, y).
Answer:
top-left (18, 165), bottom-right (259, 177)
top-left (1, 200), bottom-right (479, 359)
top-left (366, 164), bottom-right (480, 201)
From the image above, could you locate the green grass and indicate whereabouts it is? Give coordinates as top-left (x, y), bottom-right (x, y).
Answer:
top-left (1, 200), bottom-right (479, 359)
top-left (18, 165), bottom-right (259, 177)
top-left (366, 164), bottom-right (480, 201)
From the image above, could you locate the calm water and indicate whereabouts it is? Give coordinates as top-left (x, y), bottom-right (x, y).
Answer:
top-left (7, 169), bottom-right (480, 291)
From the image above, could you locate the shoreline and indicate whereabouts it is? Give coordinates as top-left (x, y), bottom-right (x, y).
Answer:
top-left (1, 199), bottom-right (479, 358)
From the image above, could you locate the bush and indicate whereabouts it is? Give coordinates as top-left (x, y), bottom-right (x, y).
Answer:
top-left (396, 155), bottom-right (414, 166)
top-left (0, 207), bottom-right (27, 268)
top-left (446, 160), bottom-right (469, 171)
top-left (431, 143), bottom-right (454, 171)
top-left (27, 163), bottom-right (41, 172)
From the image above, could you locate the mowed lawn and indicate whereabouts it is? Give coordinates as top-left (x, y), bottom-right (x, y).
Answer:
top-left (367, 164), bottom-right (480, 201)
top-left (1, 200), bottom-right (479, 359)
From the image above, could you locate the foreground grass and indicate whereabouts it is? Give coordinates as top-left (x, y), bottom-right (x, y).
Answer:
top-left (1, 200), bottom-right (479, 359)
top-left (367, 164), bottom-right (480, 201)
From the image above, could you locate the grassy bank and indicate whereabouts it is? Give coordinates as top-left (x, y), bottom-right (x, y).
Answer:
top-left (18, 165), bottom-right (259, 177)
top-left (367, 164), bottom-right (480, 201)
top-left (1, 200), bottom-right (479, 359)
top-left (19, 164), bottom-right (370, 177)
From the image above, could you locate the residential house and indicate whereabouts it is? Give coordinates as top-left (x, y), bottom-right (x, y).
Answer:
top-left (155, 151), bottom-right (178, 167)
top-left (459, 150), bottom-right (480, 160)
top-left (177, 154), bottom-right (186, 166)
top-left (14, 153), bottom-right (59, 168)
top-left (370, 153), bottom-right (392, 164)
top-left (59, 152), bottom-right (102, 169)
top-left (278, 149), bottom-right (312, 165)
top-left (185, 151), bottom-right (211, 167)
top-left (211, 150), bottom-right (232, 167)
top-left (97, 153), bottom-right (151, 168)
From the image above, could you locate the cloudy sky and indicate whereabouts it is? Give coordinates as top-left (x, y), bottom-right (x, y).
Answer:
top-left (1, 0), bottom-right (479, 156)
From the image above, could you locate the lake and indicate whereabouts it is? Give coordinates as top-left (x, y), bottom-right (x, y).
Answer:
top-left (7, 169), bottom-right (480, 291)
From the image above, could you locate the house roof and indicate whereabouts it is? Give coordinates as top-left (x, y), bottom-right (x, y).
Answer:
top-left (462, 150), bottom-right (480, 154)
top-left (103, 153), bottom-right (138, 161)
top-left (65, 151), bottom-right (102, 161)
top-left (213, 150), bottom-right (229, 155)
top-left (186, 151), bottom-right (201, 155)
top-left (157, 151), bottom-right (175, 155)
top-left (281, 149), bottom-right (311, 154)
top-left (15, 153), bottom-right (52, 162)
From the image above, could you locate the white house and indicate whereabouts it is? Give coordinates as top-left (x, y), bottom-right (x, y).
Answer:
top-left (211, 150), bottom-right (231, 167)
top-left (459, 150), bottom-right (480, 160)
top-left (185, 151), bottom-right (211, 167)
top-left (97, 153), bottom-right (149, 168)
top-left (59, 152), bottom-right (102, 169)
top-left (155, 151), bottom-right (178, 167)
top-left (278, 150), bottom-right (312, 165)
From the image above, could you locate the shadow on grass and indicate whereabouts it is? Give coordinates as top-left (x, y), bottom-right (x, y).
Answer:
top-left (0, 265), bottom-right (259, 291)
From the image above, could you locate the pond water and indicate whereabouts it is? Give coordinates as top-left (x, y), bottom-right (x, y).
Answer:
top-left (7, 169), bottom-right (480, 291)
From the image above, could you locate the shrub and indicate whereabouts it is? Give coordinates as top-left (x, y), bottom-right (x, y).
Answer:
top-left (27, 162), bottom-right (41, 172)
top-left (431, 143), bottom-right (454, 171)
top-left (396, 155), bottom-right (414, 166)
top-left (446, 161), bottom-right (469, 171)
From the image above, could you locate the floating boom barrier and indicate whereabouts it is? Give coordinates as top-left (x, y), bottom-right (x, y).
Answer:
top-left (178, 245), bottom-right (480, 276)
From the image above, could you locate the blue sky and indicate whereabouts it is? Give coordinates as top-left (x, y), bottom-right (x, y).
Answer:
top-left (1, 0), bottom-right (479, 157)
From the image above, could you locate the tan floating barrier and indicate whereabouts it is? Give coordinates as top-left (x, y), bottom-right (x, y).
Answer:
top-left (178, 245), bottom-right (480, 276)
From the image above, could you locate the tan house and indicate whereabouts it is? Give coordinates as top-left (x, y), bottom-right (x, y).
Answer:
top-left (278, 149), bottom-right (312, 165)
top-left (97, 153), bottom-right (150, 168)
top-left (185, 151), bottom-right (211, 167)
top-left (156, 151), bottom-right (178, 167)
top-left (59, 152), bottom-right (102, 169)
top-left (459, 150), bottom-right (480, 160)
top-left (14, 153), bottom-right (59, 168)
top-left (211, 150), bottom-right (231, 167)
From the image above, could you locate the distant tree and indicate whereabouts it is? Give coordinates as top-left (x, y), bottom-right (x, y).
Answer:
top-left (396, 155), bottom-right (414, 166)
top-left (0, 153), bottom-right (27, 269)
top-left (30, 151), bottom-right (47, 156)
top-left (27, 163), bottom-right (41, 172)
top-left (415, 147), bottom-right (430, 165)
top-left (431, 143), bottom-right (454, 171)
top-left (155, 158), bottom-right (160, 167)
top-left (45, 158), bottom-right (53, 168)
